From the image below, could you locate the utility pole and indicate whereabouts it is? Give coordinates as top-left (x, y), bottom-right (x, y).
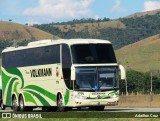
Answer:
top-left (13, 40), bottom-right (17, 47)
top-left (150, 72), bottom-right (152, 94)
top-left (125, 79), bottom-right (128, 96)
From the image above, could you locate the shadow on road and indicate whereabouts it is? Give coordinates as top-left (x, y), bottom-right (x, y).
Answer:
top-left (0, 107), bottom-right (135, 112)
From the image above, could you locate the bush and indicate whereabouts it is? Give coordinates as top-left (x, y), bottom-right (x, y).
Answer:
top-left (120, 69), bottom-right (160, 95)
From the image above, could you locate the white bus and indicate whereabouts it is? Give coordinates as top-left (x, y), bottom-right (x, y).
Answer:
top-left (1, 39), bottom-right (125, 112)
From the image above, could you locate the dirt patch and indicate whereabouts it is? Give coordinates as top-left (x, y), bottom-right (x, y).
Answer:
top-left (142, 39), bottom-right (160, 46)
top-left (116, 95), bottom-right (160, 108)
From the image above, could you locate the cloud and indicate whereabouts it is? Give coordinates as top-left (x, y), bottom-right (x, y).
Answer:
top-left (143, 1), bottom-right (160, 11)
top-left (111, 0), bottom-right (127, 13)
top-left (25, 18), bottom-right (40, 25)
top-left (94, 15), bottom-right (100, 20)
top-left (23, 0), bottom-right (93, 22)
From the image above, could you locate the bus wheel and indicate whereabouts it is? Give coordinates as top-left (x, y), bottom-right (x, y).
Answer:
top-left (57, 94), bottom-right (65, 112)
top-left (19, 95), bottom-right (25, 111)
top-left (12, 96), bottom-right (19, 112)
top-left (0, 101), bottom-right (5, 110)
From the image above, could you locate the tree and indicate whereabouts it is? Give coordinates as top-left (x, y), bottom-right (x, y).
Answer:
top-left (9, 19), bottom-right (12, 22)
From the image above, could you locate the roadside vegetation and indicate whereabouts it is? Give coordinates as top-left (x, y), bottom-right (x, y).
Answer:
top-left (120, 70), bottom-right (160, 95)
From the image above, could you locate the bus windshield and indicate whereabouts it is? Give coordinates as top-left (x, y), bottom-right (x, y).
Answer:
top-left (71, 44), bottom-right (117, 64)
top-left (74, 67), bottom-right (119, 91)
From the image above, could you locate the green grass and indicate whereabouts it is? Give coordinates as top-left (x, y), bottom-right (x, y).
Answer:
top-left (0, 118), bottom-right (159, 121)
top-left (116, 34), bottom-right (160, 72)
top-left (1, 112), bottom-right (160, 119)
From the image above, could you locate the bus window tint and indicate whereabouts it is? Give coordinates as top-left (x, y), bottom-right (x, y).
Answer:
top-left (2, 45), bottom-right (60, 68)
top-left (71, 44), bottom-right (117, 64)
top-left (62, 44), bottom-right (71, 68)
top-left (62, 44), bottom-right (72, 90)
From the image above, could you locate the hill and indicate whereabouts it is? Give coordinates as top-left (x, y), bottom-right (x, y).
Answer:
top-left (52, 20), bottom-right (125, 33)
top-left (0, 21), bottom-right (58, 41)
top-left (126, 9), bottom-right (160, 18)
top-left (116, 34), bottom-right (160, 72)
top-left (0, 21), bottom-right (60, 57)
top-left (34, 9), bottom-right (160, 49)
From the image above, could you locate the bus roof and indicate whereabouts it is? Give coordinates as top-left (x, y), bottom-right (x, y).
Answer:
top-left (2, 39), bottom-right (112, 53)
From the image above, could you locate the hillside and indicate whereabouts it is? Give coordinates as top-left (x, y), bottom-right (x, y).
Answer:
top-left (116, 34), bottom-right (160, 72)
top-left (34, 9), bottom-right (160, 49)
top-left (0, 21), bottom-right (58, 41)
top-left (0, 21), bottom-right (60, 57)
top-left (126, 9), bottom-right (160, 18)
top-left (53, 20), bottom-right (125, 33)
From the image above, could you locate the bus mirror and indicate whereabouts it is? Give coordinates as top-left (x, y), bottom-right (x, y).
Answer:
top-left (119, 65), bottom-right (126, 80)
top-left (71, 66), bottom-right (76, 81)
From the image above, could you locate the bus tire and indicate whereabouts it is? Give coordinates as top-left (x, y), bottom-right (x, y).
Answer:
top-left (19, 95), bottom-right (24, 111)
top-left (0, 100), bottom-right (5, 110)
top-left (57, 94), bottom-right (65, 112)
top-left (19, 96), bottom-right (33, 112)
top-left (12, 95), bottom-right (19, 112)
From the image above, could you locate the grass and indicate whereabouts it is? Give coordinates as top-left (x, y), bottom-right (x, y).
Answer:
top-left (126, 9), bottom-right (160, 18)
top-left (0, 118), bottom-right (159, 121)
top-left (53, 20), bottom-right (125, 34)
top-left (119, 94), bottom-right (160, 107)
top-left (116, 34), bottom-right (160, 72)
top-left (1, 111), bottom-right (160, 120)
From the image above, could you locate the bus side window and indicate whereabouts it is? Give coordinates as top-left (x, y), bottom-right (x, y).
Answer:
top-left (63, 68), bottom-right (72, 89)
top-left (62, 44), bottom-right (72, 90)
top-left (62, 44), bottom-right (71, 68)
top-left (2, 53), bottom-right (6, 68)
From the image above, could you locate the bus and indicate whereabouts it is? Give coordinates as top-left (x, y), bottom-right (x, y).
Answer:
top-left (1, 39), bottom-right (126, 112)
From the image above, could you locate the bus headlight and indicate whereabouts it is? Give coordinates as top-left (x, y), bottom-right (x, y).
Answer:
top-left (110, 94), bottom-right (118, 98)
top-left (75, 95), bottom-right (87, 99)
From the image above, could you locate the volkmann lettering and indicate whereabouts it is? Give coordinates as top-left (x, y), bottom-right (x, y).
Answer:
top-left (30, 68), bottom-right (52, 77)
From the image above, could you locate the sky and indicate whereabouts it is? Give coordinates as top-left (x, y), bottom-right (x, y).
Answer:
top-left (0, 0), bottom-right (160, 25)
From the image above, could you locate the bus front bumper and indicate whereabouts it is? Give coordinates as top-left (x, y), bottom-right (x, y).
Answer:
top-left (74, 97), bottom-right (119, 107)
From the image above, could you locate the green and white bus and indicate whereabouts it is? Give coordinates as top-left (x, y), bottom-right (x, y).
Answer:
top-left (1, 39), bottom-right (126, 112)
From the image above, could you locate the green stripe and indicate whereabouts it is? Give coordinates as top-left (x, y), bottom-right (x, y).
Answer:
top-left (2, 71), bottom-right (11, 96)
top-left (64, 89), bottom-right (70, 105)
top-left (23, 85), bottom-right (56, 102)
top-left (108, 90), bottom-right (119, 97)
top-left (25, 90), bottom-right (50, 106)
top-left (13, 82), bottom-right (19, 95)
top-left (100, 95), bottom-right (110, 99)
top-left (5, 68), bottom-right (24, 88)
top-left (6, 77), bottom-right (17, 106)
top-left (88, 90), bottom-right (119, 99)
top-left (23, 92), bottom-right (37, 106)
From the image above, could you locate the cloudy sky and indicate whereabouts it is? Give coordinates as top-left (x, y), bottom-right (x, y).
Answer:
top-left (0, 0), bottom-right (160, 25)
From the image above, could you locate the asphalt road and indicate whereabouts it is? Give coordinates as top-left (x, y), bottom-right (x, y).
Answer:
top-left (1, 107), bottom-right (160, 112)
top-left (105, 108), bottom-right (160, 112)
